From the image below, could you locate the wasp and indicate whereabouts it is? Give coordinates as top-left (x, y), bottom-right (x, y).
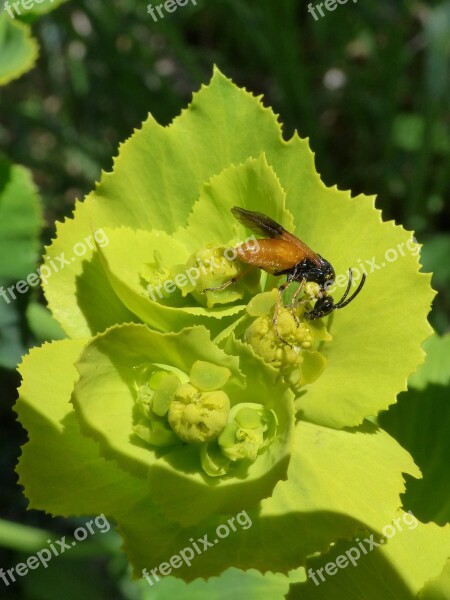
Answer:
top-left (204, 207), bottom-right (366, 336)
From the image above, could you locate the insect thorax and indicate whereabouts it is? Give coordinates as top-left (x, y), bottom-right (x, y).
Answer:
top-left (291, 256), bottom-right (335, 287)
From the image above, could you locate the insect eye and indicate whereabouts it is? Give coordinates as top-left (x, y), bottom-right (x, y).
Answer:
top-left (321, 298), bottom-right (334, 310)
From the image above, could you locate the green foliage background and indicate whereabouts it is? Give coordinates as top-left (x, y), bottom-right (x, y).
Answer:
top-left (0, 0), bottom-right (449, 598)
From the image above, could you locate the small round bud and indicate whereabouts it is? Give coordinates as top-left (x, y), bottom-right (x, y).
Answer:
top-left (168, 385), bottom-right (230, 444)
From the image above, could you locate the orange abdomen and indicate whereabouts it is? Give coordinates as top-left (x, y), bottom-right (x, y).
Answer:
top-left (236, 238), bottom-right (305, 273)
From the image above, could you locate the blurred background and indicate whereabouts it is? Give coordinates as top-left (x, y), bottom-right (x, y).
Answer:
top-left (0, 0), bottom-right (449, 598)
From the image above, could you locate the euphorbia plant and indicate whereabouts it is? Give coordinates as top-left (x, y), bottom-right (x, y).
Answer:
top-left (15, 69), bottom-right (449, 595)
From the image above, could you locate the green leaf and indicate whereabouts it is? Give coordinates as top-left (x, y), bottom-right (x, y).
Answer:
top-left (379, 367), bottom-right (450, 527)
top-left (0, 518), bottom-right (114, 557)
top-left (393, 114), bottom-right (424, 152)
top-left (288, 514), bottom-right (450, 600)
top-left (25, 0), bottom-right (69, 15)
top-left (379, 334), bottom-right (450, 525)
top-left (120, 421), bottom-right (420, 580)
top-left (420, 560), bottom-right (450, 600)
top-left (174, 154), bottom-right (294, 252)
top-left (287, 193), bottom-right (433, 428)
top-left (26, 302), bottom-right (66, 343)
top-left (0, 13), bottom-right (38, 85)
top-left (0, 300), bottom-right (26, 369)
top-left (408, 334), bottom-right (450, 390)
top-left (42, 201), bottom-right (139, 337)
top-left (385, 386), bottom-right (450, 526)
top-left (15, 338), bottom-right (148, 517)
top-left (0, 519), bottom-right (55, 553)
top-left (22, 557), bottom-right (116, 600)
top-left (0, 157), bottom-right (42, 282)
top-left (140, 568), bottom-right (297, 600)
top-left (421, 234), bottom-right (450, 287)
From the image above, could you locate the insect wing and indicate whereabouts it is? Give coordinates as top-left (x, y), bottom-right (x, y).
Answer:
top-left (231, 206), bottom-right (321, 266)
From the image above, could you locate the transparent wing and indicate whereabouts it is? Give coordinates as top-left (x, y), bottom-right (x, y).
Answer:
top-left (231, 206), bottom-right (321, 266)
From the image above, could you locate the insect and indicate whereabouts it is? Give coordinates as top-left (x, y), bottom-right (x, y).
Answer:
top-left (204, 207), bottom-right (366, 336)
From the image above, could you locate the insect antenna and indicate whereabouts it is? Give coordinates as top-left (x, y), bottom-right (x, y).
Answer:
top-left (335, 268), bottom-right (354, 306)
top-left (335, 271), bottom-right (367, 310)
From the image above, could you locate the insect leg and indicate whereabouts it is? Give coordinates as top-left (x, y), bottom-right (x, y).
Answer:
top-left (287, 278), bottom-right (307, 325)
top-left (202, 266), bottom-right (254, 293)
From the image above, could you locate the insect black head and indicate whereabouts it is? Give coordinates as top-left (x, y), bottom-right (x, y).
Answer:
top-left (307, 296), bottom-right (335, 319)
top-left (306, 269), bottom-right (366, 320)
